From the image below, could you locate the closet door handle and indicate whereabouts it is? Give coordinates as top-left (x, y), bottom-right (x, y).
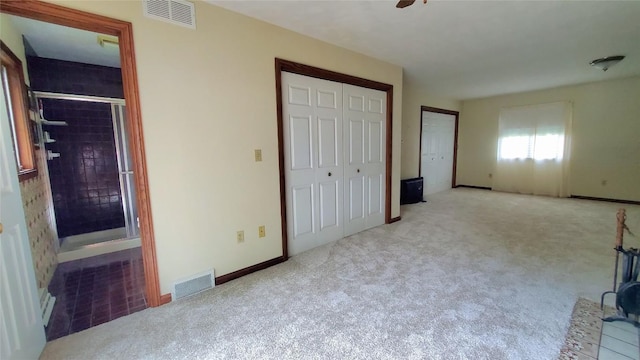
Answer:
top-left (357, 169), bottom-right (360, 173)
top-left (328, 172), bottom-right (332, 177)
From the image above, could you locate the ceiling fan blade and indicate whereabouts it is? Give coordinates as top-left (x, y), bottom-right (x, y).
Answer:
top-left (396, 0), bottom-right (416, 9)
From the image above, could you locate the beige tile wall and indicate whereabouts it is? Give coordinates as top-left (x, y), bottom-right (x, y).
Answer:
top-left (19, 147), bottom-right (58, 289)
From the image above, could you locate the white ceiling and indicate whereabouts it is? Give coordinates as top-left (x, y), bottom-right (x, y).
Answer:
top-left (8, 15), bottom-right (120, 68)
top-left (6, 2), bottom-right (639, 100)
top-left (209, 0), bottom-right (640, 100)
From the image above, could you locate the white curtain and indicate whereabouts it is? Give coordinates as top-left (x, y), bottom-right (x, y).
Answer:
top-left (493, 101), bottom-right (572, 197)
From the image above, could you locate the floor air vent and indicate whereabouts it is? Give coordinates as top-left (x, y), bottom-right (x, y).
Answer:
top-left (172, 270), bottom-right (214, 301)
top-left (143, 0), bottom-right (196, 29)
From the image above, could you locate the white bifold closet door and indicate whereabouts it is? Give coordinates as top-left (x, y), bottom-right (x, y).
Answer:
top-left (342, 84), bottom-right (386, 237)
top-left (283, 73), bottom-right (344, 256)
top-left (282, 72), bottom-right (386, 256)
top-left (421, 111), bottom-right (455, 196)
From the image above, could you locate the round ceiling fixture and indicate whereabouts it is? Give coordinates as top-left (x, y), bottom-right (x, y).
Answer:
top-left (590, 55), bottom-right (625, 72)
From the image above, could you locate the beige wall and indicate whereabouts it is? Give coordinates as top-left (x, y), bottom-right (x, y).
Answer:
top-left (401, 75), bottom-right (461, 179)
top-left (1, 13), bottom-right (29, 82)
top-left (41, 1), bottom-right (404, 294)
top-left (457, 76), bottom-right (640, 201)
top-left (1, 14), bottom-right (59, 288)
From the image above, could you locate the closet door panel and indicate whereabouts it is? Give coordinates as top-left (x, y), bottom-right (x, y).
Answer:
top-left (368, 173), bottom-right (383, 216)
top-left (368, 120), bottom-right (383, 164)
top-left (347, 175), bottom-right (365, 221)
top-left (343, 90), bottom-right (367, 236)
top-left (318, 117), bottom-right (339, 169)
top-left (319, 180), bottom-right (339, 231)
top-left (290, 116), bottom-right (313, 170)
top-left (314, 84), bottom-right (343, 246)
top-left (292, 184), bottom-right (314, 238)
top-left (283, 72), bottom-right (343, 255)
top-left (344, 84), bottom-right (386, 233)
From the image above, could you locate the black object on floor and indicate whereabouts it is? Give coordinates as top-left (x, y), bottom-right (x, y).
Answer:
top-left (401, 177), bottom-right (424, 205)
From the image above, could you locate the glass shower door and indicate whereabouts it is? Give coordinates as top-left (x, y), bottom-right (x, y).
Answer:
top-left (112, 104), bottom-right (139, 239)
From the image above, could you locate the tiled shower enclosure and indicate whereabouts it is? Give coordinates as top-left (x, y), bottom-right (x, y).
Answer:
top-left (43, 98), bottom-right (124, 238)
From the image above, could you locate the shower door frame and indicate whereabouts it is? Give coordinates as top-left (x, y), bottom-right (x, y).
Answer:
top-left (35, 92), bottom-right (139, 241)
top-left (1, 2), bottom-right (163, 307)
top-left (111, 103), bottom-right (139, 239)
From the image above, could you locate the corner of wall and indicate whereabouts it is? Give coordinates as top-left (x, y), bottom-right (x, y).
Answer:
top-left (455, 76), bottom-right (640, 199)
top-left (400, 77), bottom-right (461, 180)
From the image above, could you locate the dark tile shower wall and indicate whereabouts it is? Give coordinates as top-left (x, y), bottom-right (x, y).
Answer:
top-left (43, 99), bottom-right (125, 238)
top-left (27, 56), bottom-right (126, 238)
top-left (27, 56), bottom-right (124, 98)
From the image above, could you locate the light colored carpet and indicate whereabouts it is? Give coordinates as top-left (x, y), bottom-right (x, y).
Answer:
top-left (40, 189), bottom-right (640, 360)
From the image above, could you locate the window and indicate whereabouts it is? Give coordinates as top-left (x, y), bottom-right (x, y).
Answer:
top-left (1, 41), bottom-right (37, 181)
top-left (497, 104), bottom-right (567, 162)
top-left (498, 131), bottom-right (565, 160)
top-left (493, 101), bottom-right (572, 197)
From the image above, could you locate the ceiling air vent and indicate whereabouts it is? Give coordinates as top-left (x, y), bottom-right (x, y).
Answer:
top-left (143, 0), bottom-right (196, 29)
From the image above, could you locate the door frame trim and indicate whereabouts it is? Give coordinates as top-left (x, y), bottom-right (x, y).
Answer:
top-left (275, 58), bottom-right (393, 259)
top-left (419, 106), bottom-right (459, 189)
top-left (1, 1), bottom-right (162, 307)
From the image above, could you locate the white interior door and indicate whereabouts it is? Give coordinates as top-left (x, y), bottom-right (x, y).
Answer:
top-left (0, 83), bottom-right (46, 360)
top-left (421, 111), bottom-right (455, 196)
top-left (283, 72), bottom-right (343, 256)
top-left (343, 84), bottom-right (386, 236)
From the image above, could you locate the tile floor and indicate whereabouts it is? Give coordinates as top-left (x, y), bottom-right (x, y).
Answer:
top-left (599, 319), bottom-right (640, 360)
top-left (45, 247), bottom-right (147, 341)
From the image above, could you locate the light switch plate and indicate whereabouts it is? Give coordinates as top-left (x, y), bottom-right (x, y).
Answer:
top-left (255, 149), bottom-right (262, 162)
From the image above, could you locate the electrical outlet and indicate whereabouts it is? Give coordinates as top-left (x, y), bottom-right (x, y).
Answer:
top-left (258, 225), bottom-right (265, 238)
top-left (236, 230), bottom-right (244, 243)
top-left (254, 149), bottom-right (262, 162)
